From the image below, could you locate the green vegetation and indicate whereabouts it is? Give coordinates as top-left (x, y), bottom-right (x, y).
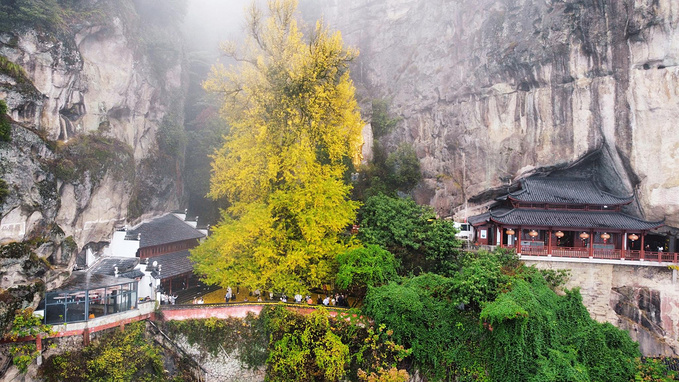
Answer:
top-left (361, 249), bottom-right (651, 381)
top-left (336, 244), bottom-right (399, 300)
top-left (156, 114), bottom-right (186, 161)
top-left (358, 194), bottom-right (462, 275)
top-left (50, 132), bottom-right (134, 187)
top-left (164, 313), bottom-right (267, 369)
top-left (40, 322), bottom-right (166, 382)
top-left (5, 309), bottom-right (54, 373)
top-left (354, 99), bottom-right (420, 199)
top-left (266, 307), bottom-right (350, 381)
top-left (371, 99), bottom-right (400, 138)
top-left (192, 0), bottom-right (364, 294)
top-left (0, 0), bottom-right (69, 33)
top-left (0, 99), bottom-right (11, 142)
top-left (0, 179), bottom-right (8, 204)
top-left (636, 358), bottom-right (679, 381)
top-left (164, 306), bottom-right (410, 382)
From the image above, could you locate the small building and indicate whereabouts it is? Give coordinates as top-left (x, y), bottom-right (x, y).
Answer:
top-left (124, 213), bottom-right (206, 295)
top-left (45, 212), bottom-right (207, 323)
top-left (468, 176), bottom-right (675, 262)
top-left (44, 272), bottom-right (137, 324)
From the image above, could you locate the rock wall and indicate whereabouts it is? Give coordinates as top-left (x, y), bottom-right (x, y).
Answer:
top-left (0, 1), bottom-right (187, 252)
top-left (525, 259), bottom-right (679, 356)
top-left (318, 0), bottom-right (679, 227)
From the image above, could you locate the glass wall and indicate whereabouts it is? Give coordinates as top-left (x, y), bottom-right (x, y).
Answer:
top-left (44, 281), bottom-right (138, 324)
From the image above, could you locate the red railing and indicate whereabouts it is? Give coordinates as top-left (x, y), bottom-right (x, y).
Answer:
top-left (551, 247), bottom-right (588, 258)
top-left (592, 248), bottom-right (621, 260)
top-left (519, 247), bottom-right (679, 264)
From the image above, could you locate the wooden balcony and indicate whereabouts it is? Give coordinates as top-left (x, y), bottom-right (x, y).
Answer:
top-left (512, 246), bottom-right (679, 264)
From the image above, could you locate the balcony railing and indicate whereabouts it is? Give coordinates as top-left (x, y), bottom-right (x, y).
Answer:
top-left (515, 247), bottom-right (679, 264)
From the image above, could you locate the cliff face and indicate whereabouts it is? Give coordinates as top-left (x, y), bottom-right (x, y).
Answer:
top-left (0, 1), bottom-right (186, 253)
top-left (320, 0), bottom-right (679, 227)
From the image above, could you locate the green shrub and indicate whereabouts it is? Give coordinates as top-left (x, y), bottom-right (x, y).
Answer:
top-left (0, 99), bottom-right (11, 142)
top-left (363, 249), bottom-right (642, 381)
top-left (50, 133), bottom-right (134, 186)
top-left (40, 322), bottom-right (165, 381)
top-left (0, 179), bottom-right (8, 203)
top-left (336, 244), bottom-right (399, 299)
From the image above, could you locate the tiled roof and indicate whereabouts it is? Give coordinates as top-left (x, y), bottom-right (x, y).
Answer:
top-left (52, 272), bottom-right (136, 292)
top-left (469, 208), bottom-right (512, 226)
top-left (148, 250), bottom-right (194, 279)
top-left (468, 212), bottom-right (491, 225)
top-left (120, 269), bottom-right (145, 279)
top-left (89, 257), bottom-right (139, 276)
top-left (489, 209), bottom-right (663, 231)
top-left (127, 214), bottom-right (205, 248)
top-left (509, 177), bottom-right (633, 205)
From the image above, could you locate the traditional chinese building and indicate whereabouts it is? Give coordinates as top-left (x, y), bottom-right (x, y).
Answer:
top-left (124, 213), bottom-right (206, 294)
top-left (468, 177), bottom-right (677, 263)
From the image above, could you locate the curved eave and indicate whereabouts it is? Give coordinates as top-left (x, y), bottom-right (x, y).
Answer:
top-left (487, 209), bottom-right (664, 231)
top-left (506, 195), bottom-right (634, 206)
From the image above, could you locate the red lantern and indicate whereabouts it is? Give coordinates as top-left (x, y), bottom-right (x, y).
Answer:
top-left (579, 232), bottom-right (590, 240)
top-left (600, 232), bottom-right (611, 243)
top-left (506, 228), bottom-right (515, 236)
top-left (555, 231), bottom-right (565, 239)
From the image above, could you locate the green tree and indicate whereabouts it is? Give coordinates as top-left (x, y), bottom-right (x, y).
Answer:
top-left (336, 244), bottom-right (399, 300)
top-left (358, 194), bottom-right (461, 275)
top-left (264, 306), bottom-right (350, 381)
top-left (191, 0), bottom-right (364, 294)
top-left (385, 144), bottom-right (420, 193)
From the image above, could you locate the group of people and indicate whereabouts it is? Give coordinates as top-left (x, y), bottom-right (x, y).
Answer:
top-left (319, 293), bottom-right (350, 307)
top-left (160, 293), bottom-right (177, 305)
top-left (219, 287), bottom-right (350, 307)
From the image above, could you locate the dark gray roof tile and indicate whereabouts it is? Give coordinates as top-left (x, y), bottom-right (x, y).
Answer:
top-left (89, 257), bottom-right (139, 276)
top-left (489, 209), bottom-right (663, 231)
top-left (52, 272), bottom-right (136, 292)
top-left (509, 177), bottom-right (633, 205)
top-left (151, 250), bottom-right (194, 279)
top-left (127, 214), bottom-right (205, 248)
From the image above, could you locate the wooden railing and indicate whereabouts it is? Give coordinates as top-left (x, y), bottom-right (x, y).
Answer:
top-left (551, 247), bottom-right (588, 258)
top-left (518, 247), bottom-right (679, 264)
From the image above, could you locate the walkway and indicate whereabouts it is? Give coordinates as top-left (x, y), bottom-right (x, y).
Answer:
top-left (160, 302), bottom-right (350, 321)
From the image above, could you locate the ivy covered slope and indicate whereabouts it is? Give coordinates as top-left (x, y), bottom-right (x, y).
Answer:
top-left (0, 0), bottom-right (189, 255)
top-left (362, 249), bottom-right (670, 382)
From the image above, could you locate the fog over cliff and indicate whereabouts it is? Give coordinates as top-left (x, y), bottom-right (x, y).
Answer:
top-left (299, 0), bottom-right (679, 232)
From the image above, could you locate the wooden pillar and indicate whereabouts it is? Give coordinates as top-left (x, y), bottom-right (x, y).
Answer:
top-left (547, 229), bottom-right (552, 255)
top-left (169, 278), bottom-right (173, 295)
top-left (640, 232), bottom-right (645, 261)
top-left (36, 334), bottom-right (43, 366)
top-left (83, 328), bottom-right (90, 346)
top-left (588, 229), bottom-right (594, 258)
top-left (517, 226), bottom-right (522, 254)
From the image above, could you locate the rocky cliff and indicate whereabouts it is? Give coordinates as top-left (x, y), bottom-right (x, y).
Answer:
top-left (319, 0), bottom-right (679, 229)
top-left (0, 1), bottom-right (187, 253)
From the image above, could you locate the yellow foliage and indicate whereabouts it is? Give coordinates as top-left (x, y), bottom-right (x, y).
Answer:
top-left (192, 0), bottom-right (364, 293)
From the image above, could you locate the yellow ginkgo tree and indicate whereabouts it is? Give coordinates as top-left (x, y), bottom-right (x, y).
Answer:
top-left (191, 0), bottom-right (364, 294)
